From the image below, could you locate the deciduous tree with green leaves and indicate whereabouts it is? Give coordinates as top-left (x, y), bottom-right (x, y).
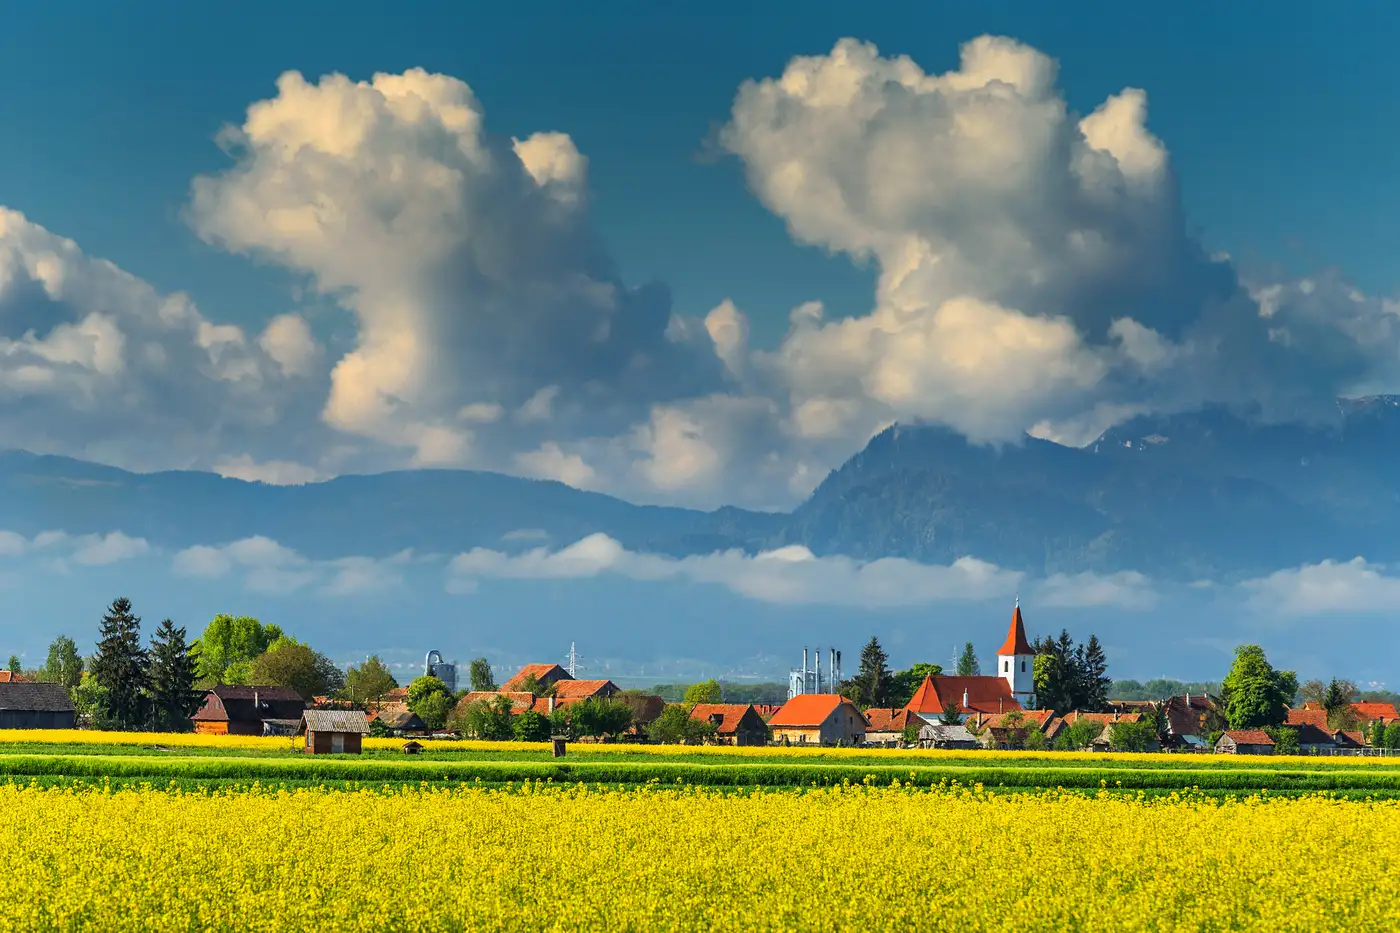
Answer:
top-left (41, 636), bottom-right (84, 689)
top-left (344, 656), bottom-right (398, 710)
top-left (468, 658), bottom-right (496, 692)
top-left (406, 675), bottom-right (453, 729)
top-left (250, 637), bottom-right (344, 702)
top-left (1322, 679), bottom-right (1359, 731)
top-left (890, 663), bottom-right (942, 709)
top-left (1219, 645), bottom-right (1297, 730)
top-left (195, 615), bottom-right (283, 685)
top-left (512, 708), bottom-right (551, 742)
top-left (682, 679), bottom-right (723, 705)
top-left (649, 703), bottom-right (716, 744)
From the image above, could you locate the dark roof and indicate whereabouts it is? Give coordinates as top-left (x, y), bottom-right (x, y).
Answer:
top-left (191, 685), bottom-right (306, 723)
top-left (209, 685), bottom-right (304, 702)
top-left (0, 682), bottom-right (75, 713)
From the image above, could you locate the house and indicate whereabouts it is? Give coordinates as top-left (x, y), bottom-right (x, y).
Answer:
top-left (457, 691), bottom-right (537, 714)
top-left (551, 679), bottom-right (620, 703)
top-left (690, 704), bottom-right (769, 746)
top-left (1215, 730), bottom-right (1275, 755)
top-left (1333, 730), bottom-right (1368, 752)
top-left (905, 674), bottom-right (1022, 724)
top-left (191, 685), bottom-right (306, 736)
top-left (1056, 711), bottom-right (1151, 751)
top-left (0, 670), bottom-right (30, 683)
top-left (373, 710), bottom-right (427, 735)
top-left (1162, 694), bottom-right (1220, 748)
top-left (918, 723), bottom-right (980, 749)
top-left (769, 695), bottom-right (867, 746)
top-left (863, 708), bottom-right (925, 745)
top-left (1286, 709), bottom-right (1330, 730)
top-left (0, 682), bottom-right (76, 729)
top-left (618, 694), bottom-right (667, 738)
top-left (501, 664), bottom-right (572, 693)
top-left (1293, 723), bottom-right (1336, 754)
top-left (1351, 702), bottom-right (1399, 725)
top-left (299, 710), bottom-right (371, 754)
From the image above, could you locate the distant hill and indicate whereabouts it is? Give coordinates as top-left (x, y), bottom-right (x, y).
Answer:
top-left (5, 397), bottom-right (1399, 579)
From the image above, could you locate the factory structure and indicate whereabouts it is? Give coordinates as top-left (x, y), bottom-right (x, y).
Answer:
top-left (788, 647), bottom-right (843, 700)
top-left (425, 650), bottom-right (458, 694)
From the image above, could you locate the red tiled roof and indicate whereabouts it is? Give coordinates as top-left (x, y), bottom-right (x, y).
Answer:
top-left (0, 670), bottom-right (27, 683)
top-left (1222, 730), bottom-right (1274, 746)
top-left (1062, 710), bottom-right (1142, 726)
top-left (996, 603), bottom-right (1034, 656)
top-left (501, 664), bottom-right (571, 692)
top-left (974, 709), bottom-right (1056, 732)
top-left (863, 708), bottom-right (923, 733)
top-left (552, 679), bottom-right (617, 699)
top-left (905, 675), bottom-right (1022, 717)
top-left (458, 691), bottom-right (536, 714)
top-left (1336, 730), bottom-right (1367, 747)
top-left (1286, 709), bottom-right (1329, 729)
top-left (769, 694), bottom-right (864, 728)
top-left (1352, 702), bottom-right (1400, 722)
top-left (690, 703), bottom-right (760, 735)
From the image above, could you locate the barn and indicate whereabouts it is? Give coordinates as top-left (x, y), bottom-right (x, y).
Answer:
top-left (191, 685), bottom-right (306, 736)
top-left (299, 710), bottom-right (371, 755)
top-left (0, 682), bottom-right (76, 729)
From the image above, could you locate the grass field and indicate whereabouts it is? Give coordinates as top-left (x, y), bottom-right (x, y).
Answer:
top-left (4, 731), bottom-right (1400, 930)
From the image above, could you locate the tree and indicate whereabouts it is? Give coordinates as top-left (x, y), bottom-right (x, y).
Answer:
top-left (649, 703), bottom-right (715, 744)
top-left (1053, 718), bottom-right (1102, 751)
top-left (1299, 679), bottom-right (1327, 707)
top-left (516, 674), bottom-right (544, 697)
top-left (890, 663), bottom-right (942, 708)
top-left (1080, 635), bottom-right (1110, 712)
top-left (89, 597), bottom-right (149, 729)
top-left (513, 708), bottom-right (552, 742)
top-left (457, 695), bottom-right (512, 739)
top-left (846, 638), bottom-right (894, 708)
top-left (406, 675), bottom-right (452, 726)
top-left (1032, 631), bottom-right (1084, 714)
top-left (148, 619), bottom-right (202, 731)
top-left (345, 656), bottom-right (398, 710)
top-left (1264, 725), bottom-right (1300, 755)
top-left (1322, 679), bottom-right (1359, 731)
top-left (5, 654), bottom-right (21, 674)
top-left (1219, 645), bottom-right (1296, 730)
top-left (72, 673), bottom-right (115, 730)
top-left (569, 697), bottom-right (633, 740)
top-left (40, 636), bottom-right (84, 689)
top-left (683, 679), bottom-right (723, 705)
top-left (1109, 719), bottom-right (1156, 752)
top-left (939, 700), bottom-right (963, 726)
top-left (468, 658), bottom-right (496, 692)
top-left (250, 639), bottom-right (344, 702)
top-left (195, 615), bottom-right (282, 684)
top-left (956, 642), bottom-right (981, 677)
top-left (1385, 722), bottom-right (1400, 751)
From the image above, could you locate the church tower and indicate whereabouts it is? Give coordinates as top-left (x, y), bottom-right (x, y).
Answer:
top-left (997, 597), bottom-right (1036, 708)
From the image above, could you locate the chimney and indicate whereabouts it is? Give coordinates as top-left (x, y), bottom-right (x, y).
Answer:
top-left (963, 688), bottom-right (969, 708)
top-left (547, 696), bottom-right (556, 714)
top-left (254, 689), bottom-right (260, 709)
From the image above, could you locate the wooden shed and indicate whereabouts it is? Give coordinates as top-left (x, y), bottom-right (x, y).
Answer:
top-left (1215, 730), bottom-right (1275, 755)
top-left (191, 685), bottom-right (305, 736)
top-left (298, 709), bottom-right (371, 755)
top-left (0, 682), bottom-right (76, 729)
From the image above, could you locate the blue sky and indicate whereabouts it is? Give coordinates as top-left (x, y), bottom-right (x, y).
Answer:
top-left (4, 3), bottom-right (1400, 681)
top-left (3, 1), bottom-right (1397, 350)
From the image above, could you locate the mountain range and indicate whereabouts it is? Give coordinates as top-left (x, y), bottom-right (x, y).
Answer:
top-left (6, 396), bottom-right (1400, 581)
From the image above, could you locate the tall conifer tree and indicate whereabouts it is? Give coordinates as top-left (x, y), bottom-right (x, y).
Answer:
top-left (149, 619), bottom-right (202, 731)
top-left (89, 597), bottom-right (149, 729)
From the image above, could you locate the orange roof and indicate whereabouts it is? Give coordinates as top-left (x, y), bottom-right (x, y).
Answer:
top-left (1222, 730), bottom-right (1274, 746)
top-left (502, 664), bottom-right (571, 692)
top-left (1352, 702), bottom-right (1400, 722)
top-left (996, 602), bottom-right (1034, 656)
top-left (974, 709), bottom-right (1055, 732)
top-left (1061, 710), bottom-right (1142, 726)
top-left (863, 708), bottom-right (922, 733)
top-left (457, 691), bottom-right (536, 714)
top-left (1286, 709), bottom-right (1329, 729)
top-left (0, 670), bottom-right (22, 683)
top-left (905, 675), bottom-right (1022, 717)
top-left (769, 694), bottom-right (864, 728)
top-left (690, 704), bottom-right (760, 735)
top-left (552, 679), bottom-right (617, 699)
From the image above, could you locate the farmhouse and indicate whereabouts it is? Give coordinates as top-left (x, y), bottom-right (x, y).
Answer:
top-left (0, 682), bottom-right (76, 729)
top-left (501, 664), bottom-right (572, 693)
top-left (769, 694), bottom-right (866, 746)
top-left (299, 710), bottom-right (370, 754)
top-left (551, 679), bottom-right (620, 703)
top-left (689, 703), bottom-right (769, 746)
top-left (1215, 730), bottom-right (1275, 755)
top-left (191, 685), bottom-right (305, 736)
top-left (863, 708), bottom-right (924, 745)
top-left (1293, 723), bottom-right (1336, 754)
top-left (918, 723), bottom-right (979, 749)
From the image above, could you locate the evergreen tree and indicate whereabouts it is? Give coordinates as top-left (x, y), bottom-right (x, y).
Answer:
top-left (1322, 679), bottom-right (1359, 731)
top-left (956, 642), bottom-right (980, 677)
top-left (89, 597), bottom-right (149, 729)
top-left (850, 637), bottom-right (893, 708)
top-left (1081, 635), bottom-right (1111, 711)
top-left (148, 619), bottom-right (202, 731)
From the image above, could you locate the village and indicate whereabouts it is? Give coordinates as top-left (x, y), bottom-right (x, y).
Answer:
top-left (5, 602), bottom-right (1393, 757)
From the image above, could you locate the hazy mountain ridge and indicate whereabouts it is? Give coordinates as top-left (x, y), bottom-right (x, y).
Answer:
top-left (4, 398), bottom-right (1399, 579)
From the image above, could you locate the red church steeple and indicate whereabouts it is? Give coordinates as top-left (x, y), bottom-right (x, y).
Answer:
top-left (996, 596), bottom-right (1034, 656)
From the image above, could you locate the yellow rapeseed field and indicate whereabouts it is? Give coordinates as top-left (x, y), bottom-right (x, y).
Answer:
top-left (1, 779), bottom-right (1398, 932)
